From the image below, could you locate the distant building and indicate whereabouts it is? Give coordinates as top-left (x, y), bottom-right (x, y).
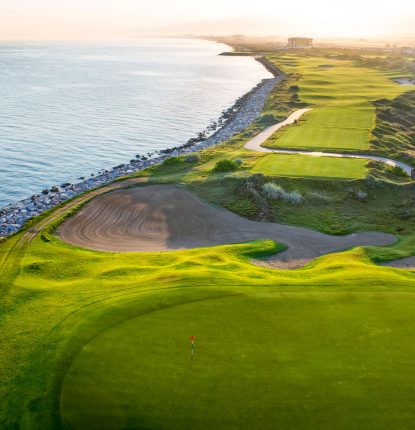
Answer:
top-left (231, 34), bottom-right (245, 43)
top-left (401, 47), bottom-right (415, 55)
top-left (288, 37), bottom-right (313, 48)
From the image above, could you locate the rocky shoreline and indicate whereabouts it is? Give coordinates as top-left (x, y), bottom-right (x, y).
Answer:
top-left (0, 58), bottom-right (284, 239)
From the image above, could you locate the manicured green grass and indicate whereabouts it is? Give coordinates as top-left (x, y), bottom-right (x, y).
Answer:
top-left (268, 108), bottom-right (373, 151)
top-left (263, 55), bottom-right (407, 152)
top-left (61, 291), bottom-right (415, 430)
top-left (252, 154), bottom-right (368, 179)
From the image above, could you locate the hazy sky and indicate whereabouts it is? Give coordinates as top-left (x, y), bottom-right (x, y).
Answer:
top-left (1, 0), bottom-right (414, 40)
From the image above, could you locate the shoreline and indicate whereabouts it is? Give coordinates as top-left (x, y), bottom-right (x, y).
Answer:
top-left (0, 57), bottom-right (284, 238)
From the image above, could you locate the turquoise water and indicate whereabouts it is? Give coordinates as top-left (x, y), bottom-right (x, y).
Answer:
top-left (0, 38), bottom-right (270, 207)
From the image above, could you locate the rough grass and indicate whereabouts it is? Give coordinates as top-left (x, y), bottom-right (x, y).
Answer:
top-left (252, 154), bottom-right (368, 179)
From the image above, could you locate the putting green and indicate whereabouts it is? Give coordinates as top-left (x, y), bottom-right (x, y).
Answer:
top-left (252, 154), bottom-right (368, 179)
top-left (61, 291), bottom-right (415, 430)
top-left (264, 55), bottom-right (406, 151)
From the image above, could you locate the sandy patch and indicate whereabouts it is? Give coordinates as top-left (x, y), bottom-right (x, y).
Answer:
top-left (393, 78), bottom-right (415, 86)
top-left (380, 256), bottom-right (415, 269)
top-left (58, 185), bottom-right (395, 266)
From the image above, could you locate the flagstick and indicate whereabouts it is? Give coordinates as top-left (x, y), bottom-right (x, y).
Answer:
top-left (190, 335), bottom-right (195, 359)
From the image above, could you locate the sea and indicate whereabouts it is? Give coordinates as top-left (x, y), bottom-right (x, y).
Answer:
top-left (0, 38), bottom-right (271, 208)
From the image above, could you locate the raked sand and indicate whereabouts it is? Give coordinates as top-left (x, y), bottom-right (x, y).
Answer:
top-left (59, 185), bottom-right (395, 267)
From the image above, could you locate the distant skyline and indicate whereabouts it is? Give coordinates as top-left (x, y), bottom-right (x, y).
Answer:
top-left (1, 0), bottom-right (414, 40)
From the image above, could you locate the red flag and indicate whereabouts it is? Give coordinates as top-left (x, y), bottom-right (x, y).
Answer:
top-left (189, 335), bottom-right (195, 342)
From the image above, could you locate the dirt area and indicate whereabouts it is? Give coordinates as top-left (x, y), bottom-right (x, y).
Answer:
top-left (380, 256), bottom-right (415, 269)
top-left (58, 185), bottom-right (395, 266)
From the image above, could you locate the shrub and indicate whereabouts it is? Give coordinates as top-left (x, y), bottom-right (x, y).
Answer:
top-left (262, 182), bottom-right (285, 199)
top-left (364, 175), bottom-right (385, 189)
top-left (184, 153), bottom-right (200, 163)
top-left (213, 159), bottom-right (238, 173)
top-left (227, 199), bottom-right (259, 218)
top-left (262, 182), bottom-right (303, 204)
top-left (258, 113), bottom-right (276, 124)
top-left (233, 158), bottom-right (243, 166)
top-left (162, 156), bottom-right (182, 167)
top-left (355, 190), bottom-right (368, 200)
top-left (289, 85), bottom-right (299, 92)
top-left (283, 191), bottom-right (303, 204)
top-left (388, 165), bottom-right (408, 177)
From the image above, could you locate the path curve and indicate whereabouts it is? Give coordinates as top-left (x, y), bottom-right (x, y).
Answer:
top-left (58, 184), bottom-right (396, 267)
top-left (244, 109), bottom-right (414, 176)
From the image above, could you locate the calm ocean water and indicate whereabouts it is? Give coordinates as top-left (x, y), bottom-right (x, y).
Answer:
top-left (0, 38), bottom-right (271, 207)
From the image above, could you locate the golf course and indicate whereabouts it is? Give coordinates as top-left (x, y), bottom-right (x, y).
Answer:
top-left (1, 49), bottom-right (415, 430)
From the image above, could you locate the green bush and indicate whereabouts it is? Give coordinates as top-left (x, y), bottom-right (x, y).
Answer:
top-left (258, 113), bottom-right (276, 124)
top-left (162, 156), bottom-right (182, 167)
top-left (184, 154), bottom-right (200, 163)
top-left (227, 199), bottom-right (259, 218)
top-left (213, 159), bottom-right (239, 173)
top-left (388, 165), bottom-right (408, 177)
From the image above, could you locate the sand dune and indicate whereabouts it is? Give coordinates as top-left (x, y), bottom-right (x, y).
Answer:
top-left (58, 185), bottom-right (395, 266)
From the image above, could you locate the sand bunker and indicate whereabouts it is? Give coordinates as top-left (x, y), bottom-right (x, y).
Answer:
top-left (380, 256), bottom-right (415, 269)
top-left (393, 78), bottom-right (415, 86)
top-left (59, 185), bottom-right (395, 264)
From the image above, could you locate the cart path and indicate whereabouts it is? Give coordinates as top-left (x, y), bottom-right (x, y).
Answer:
top-left (244, 108), bottom-right (413, 176)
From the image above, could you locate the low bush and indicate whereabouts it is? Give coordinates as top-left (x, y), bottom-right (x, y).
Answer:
top-left (388, 165), bottom-right (408, 177)
top-left (227, 199), bottom-right (259, 218)
top-left (213, 159), bottom-right (239, 173)
top-left (355, 190), bottom-right (368, 200)
top-left (162, 156), bottom-right (182, 167)
top-left (262, 182), bottom-right (303, 204)
top-left (184, 153), bottom-right (200, 163)
top-left (258, 113), bottom-right (276, 124)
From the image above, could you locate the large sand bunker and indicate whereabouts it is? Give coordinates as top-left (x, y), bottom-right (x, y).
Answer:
top-left (58, 185), bottom-right (395, 265)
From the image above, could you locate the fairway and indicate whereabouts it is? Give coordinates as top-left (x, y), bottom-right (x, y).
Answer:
top-left (267, 108), bottom-right (373, 151)
top-left (263, 55), bottom-right (406, 151)
top-left (61, 291), bottom-right (415, 430)
top-left (252, 154), bottom-right (368, 179)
